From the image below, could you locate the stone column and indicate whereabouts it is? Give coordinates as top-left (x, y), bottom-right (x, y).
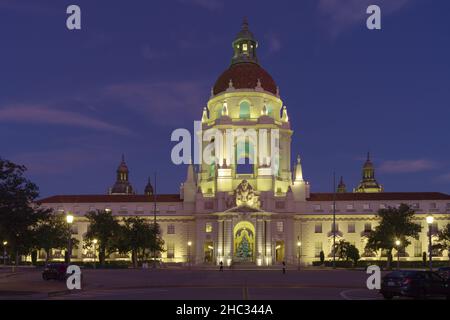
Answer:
top-left (195, 219), bottom-right (204, 264)
top-left (265, 219), bottom-right (272, 265)
top-left (223, 217), bottom-right (233, 265)
top-left (217, 219), bottom-right (224, 264)
top-left (285, 217), bottom-right (294, 264)
top-left (256, 217), bottom-right (264, 266)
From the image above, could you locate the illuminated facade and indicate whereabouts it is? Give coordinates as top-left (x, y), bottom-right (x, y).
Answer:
top-left (39, 20), bottom-right (450, 266)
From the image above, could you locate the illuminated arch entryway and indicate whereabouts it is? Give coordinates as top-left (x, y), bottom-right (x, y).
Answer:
top-left (233, 221), bottom-right (255, 262)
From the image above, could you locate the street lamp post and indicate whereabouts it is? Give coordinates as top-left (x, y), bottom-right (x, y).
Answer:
top-left (93, 239), bottom-right (98, 269)
top-left (187, 241), bottom-right (192, 268)
top-left (297, 241), bottom-right (302, 270)
top-left (66, 214), bottom-right (74, 264)
top-left (395, 240), bottom-right (401, 270)
top-left (426, 215), bottom-right (434, 272)
top-left (2, 241), bottom-right (7, 265)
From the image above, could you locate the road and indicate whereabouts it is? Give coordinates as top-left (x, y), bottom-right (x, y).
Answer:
top-left (0, 267), bottom-right (391, 300)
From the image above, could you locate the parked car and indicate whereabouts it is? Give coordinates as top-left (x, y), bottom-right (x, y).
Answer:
top-left (42, 263), bottom-right (69, 281)
top-left (380, 270), bottom-right (450, 299)
top-left (437, 267), bottom-right (450, 280)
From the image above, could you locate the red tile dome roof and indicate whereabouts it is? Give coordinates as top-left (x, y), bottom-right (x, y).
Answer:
top-left (213, 62), bottom-right (277, 96)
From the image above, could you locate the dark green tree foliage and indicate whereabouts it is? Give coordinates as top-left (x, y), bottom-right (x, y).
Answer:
top-left (334, 240), bottom-right (360, 267)
top-left (118, 217), bottom-right (164, 267)
top-left (433, 223), bottom-right (450, 266)
top-left (366, 204), bottom-right (421, 269)
top-left (0, 158), bottom-right (50, 264)
top-left (84, 210), bottom-right (121, 265)
top-left (34, 212), bottom-right (77, 263)
top-left (319, 250), bottom-right (325, 265)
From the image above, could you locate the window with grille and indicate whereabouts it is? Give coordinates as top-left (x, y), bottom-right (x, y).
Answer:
top-left (167, 224), bottom-right (175, 234)
top-left (167, 243), bottom-right (175, 259)
top-left (414, 241), bottom-right (422, 257)
top-left (276, 221), bottom-right (284, 233)
top-left (348, 223), bottom-right (355, 233)
top-left (315, 223), bottom-right (322, 233)
top-left (314, 242), bottom-right (323, 258)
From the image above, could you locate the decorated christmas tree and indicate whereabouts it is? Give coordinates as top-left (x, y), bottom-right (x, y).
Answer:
top-left (237, 236), bottom-right (251, 258)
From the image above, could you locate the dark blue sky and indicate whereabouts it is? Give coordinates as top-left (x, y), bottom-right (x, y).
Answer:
top-left (1, 0), bottom-right (449, 197)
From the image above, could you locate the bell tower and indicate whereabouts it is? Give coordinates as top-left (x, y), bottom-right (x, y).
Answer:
top-left (354, 152), bottom-right (383, 193)
top-left (197, 19), bottom-right (300, 204)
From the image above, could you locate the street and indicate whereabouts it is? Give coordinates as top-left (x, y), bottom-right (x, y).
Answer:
top-left (0, 266), bottom-right (386, 300)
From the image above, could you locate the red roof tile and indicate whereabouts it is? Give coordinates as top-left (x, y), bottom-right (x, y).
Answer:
top-left (38, 194), bottom-right (182, 204)
top-left (213, 63), bottom-right (277, 95)
top-left (308, 192), bottom-right (450, 201)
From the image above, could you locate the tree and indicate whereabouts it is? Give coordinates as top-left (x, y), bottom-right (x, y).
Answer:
top-left (365, 204), bottom-right (421, 269)
top-left (319, 250), bottom-right (325, 265)
top-left (117, 217), bottom-right (164, 267)
top-left (334, 240), bottom-right (360, 267)
top-left (433, 223), bottom-right (450, 266)
top-left (236, 236), bottom-right (251, 259)
top-left (347, 245), bottom-right (360, 267)
top-left (0, 158), bottom-right (50, 265)
top-left (84, 210), bottom-right (121, 266)
top-left (33, 212), bottom-right (77, 264)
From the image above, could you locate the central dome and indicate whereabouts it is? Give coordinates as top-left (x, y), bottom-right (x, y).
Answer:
top-left (212, 18), bottom-right (278, 96)
top-left (213, 63), bottom-right (277, 96)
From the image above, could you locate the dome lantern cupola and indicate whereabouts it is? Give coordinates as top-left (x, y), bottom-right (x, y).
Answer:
top-left (231, 17), bottom-right (259, 66)
top-left (354, 152), bottom-right (383, 193)
top-left (144, 177), bottom-right (154, 196)
top-left (109, 154), bottom-right (135, 195)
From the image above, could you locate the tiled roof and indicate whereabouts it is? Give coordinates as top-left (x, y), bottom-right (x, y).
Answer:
top-left (213, 62), bottom-right (277, 95)
top-left (38, 194), bottom-right (182, 204)
top-left (308, 192), bottom-right (450, 201)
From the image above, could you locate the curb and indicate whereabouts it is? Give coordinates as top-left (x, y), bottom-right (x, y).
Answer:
top-left (47, 290), bottom-right (73, 297)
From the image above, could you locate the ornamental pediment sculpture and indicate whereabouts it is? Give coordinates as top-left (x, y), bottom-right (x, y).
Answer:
top-left (235, 180), bottom-right (259, 208)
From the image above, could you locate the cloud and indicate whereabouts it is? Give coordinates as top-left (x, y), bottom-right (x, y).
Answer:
top-left (317, 0), bottom-right (414, 37)
top-left (103, 82), bottom-right (208, 125)
top-left (178, 0), bottom-right (224, 11)
top-left (0, 104), bottom-right (132, 136)
top-left (264, 32), bottom-right (282, 55)
top-left (379, 159), bottom-right (438, 173)
top-left (437, 173), bottom-right (450, 182)
top-left (11, 146), bottom-right (114, 175)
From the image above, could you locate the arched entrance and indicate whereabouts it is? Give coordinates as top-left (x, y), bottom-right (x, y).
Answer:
top-left (275, 240), bottom-right (285, 263)
top-left (233, 221), bottom-right (255, 263)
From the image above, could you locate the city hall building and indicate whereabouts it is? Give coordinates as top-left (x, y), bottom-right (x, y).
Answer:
top-left (39, 20), bottom-right (450, 266)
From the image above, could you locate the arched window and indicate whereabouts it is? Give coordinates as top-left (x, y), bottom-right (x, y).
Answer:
top-left (239, 101), bottom-right (250, 119)
top-left (266, 104), bottom-right (273, 117)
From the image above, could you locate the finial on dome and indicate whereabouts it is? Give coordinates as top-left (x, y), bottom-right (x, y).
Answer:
top-left (202, 107), bottom-right (208, 122)
top-left (281, 106), bottom-right (289, 122)
top-left (242, 16), bottom-right (249, 29)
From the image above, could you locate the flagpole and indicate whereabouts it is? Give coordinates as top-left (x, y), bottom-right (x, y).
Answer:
top-left (153, 172), bottom-right (157, 268)
top-left (332, 171), bottom-right (336, 269)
